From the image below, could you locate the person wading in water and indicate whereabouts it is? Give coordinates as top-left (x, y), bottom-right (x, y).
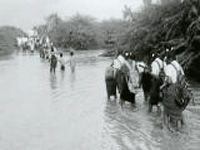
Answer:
top-left (50, 53), bottom-right (57, 74)
top-left (161, 48), bottom-right (193, 130)
top-left (59, 53), bottom-right (66, 71)
top-left (49, 46), bottom-right (58, 74)
top-left (65, 48), bottom-right (76, 73)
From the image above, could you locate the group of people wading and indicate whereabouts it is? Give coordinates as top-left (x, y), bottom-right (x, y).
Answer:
top-left (41, 44), bottom-right (76, 74)
top-left (105, 47), bottom-right (194, 130)
top-left (18, 35), bottom-right (76, 74)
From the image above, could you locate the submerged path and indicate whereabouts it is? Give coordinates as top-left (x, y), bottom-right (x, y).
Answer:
top-left (0, 50), bottom-right (199, 150)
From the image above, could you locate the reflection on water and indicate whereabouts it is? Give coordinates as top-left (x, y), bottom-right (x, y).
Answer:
top-left (70, 71), bottom-right (76, 80)
top-left (50, 74), bottom-right (57, 90)
top-left (0, 50), bottom-right (200, 150)
top-left (69, 73), bottom-right (76, 89)
top-left (60, 70), bottom-right (65, 81)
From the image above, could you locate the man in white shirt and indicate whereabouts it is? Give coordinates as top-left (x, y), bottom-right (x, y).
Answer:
top-left (59, 53), bottom-right (66, 71)
top-left (162, 50), bottom-right (188, 128)
top-left (151, 53), bottom-right (166, 77)
top-left (164, 53), bottom-right (184, 84)
top-left (148, 53), bottom-right (167, 112)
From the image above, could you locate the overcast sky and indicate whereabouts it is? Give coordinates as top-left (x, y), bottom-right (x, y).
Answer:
top-left (0, 0), bottom-right (143, 32)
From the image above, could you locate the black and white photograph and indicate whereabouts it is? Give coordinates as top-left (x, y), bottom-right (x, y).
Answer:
top-left (0, 0), bottom-right (200, 150)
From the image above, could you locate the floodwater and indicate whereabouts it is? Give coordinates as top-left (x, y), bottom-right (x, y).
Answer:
top-left (0, 50), bottom-right (200, 150)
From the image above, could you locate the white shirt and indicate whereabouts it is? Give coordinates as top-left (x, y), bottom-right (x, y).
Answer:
top-left (151, 58), bottom-right (166, 76)
top-left (136, 61), bottom-right (146, 73)
top-left (113, 59), bottom-right (121, 69)
top-left (113, 55), bottom-right (126, 69)
top-left (164, 60), bottom-right (184, 84)
top-left (171, 60), bottom-right (184, 75)
top-left (59, 57), bottom-right (66, 66)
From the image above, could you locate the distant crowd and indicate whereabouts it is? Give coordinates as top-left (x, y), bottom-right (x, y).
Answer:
top-left (17, 35), bottom-right (76, 74)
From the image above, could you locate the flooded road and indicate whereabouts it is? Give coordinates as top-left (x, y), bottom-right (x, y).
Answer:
top-left (0, 50), bottom-right (200, 150)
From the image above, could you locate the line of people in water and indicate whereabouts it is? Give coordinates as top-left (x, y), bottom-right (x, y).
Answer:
top-left (105, 47), bottom-right (194, 130)
top-left (44, 45), bottom-right (76, 74)
top-left (17, 34), bottom-right (76, 74)
top-left (37, 40), bottom-right (76, 74)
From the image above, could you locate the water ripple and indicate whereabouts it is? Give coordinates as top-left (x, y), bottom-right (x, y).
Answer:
top-left (0, 51), bottom-right (200, 150)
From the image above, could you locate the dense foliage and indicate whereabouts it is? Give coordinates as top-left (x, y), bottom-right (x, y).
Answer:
top-left (35, 13), bottom-right (124, 50)
top-left (120, 0), bottom-right (200, 73)
top-left (35, 0), bottom-right (200, 77)
top-left (0, 26), bottom-right (25, 55)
